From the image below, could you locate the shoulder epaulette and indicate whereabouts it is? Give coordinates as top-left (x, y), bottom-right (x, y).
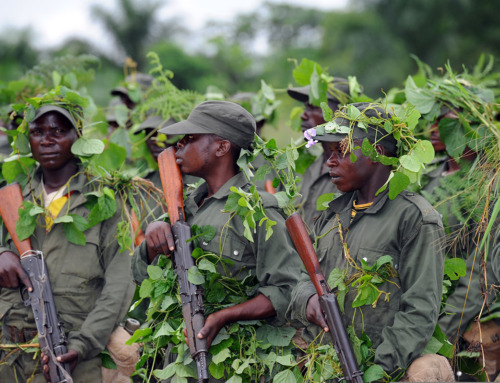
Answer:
top-left (400, 190), bottom-right (442, 226)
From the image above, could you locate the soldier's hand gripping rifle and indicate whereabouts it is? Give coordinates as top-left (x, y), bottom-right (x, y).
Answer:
top-left (0, 183), bottom-right (72, 383)
top-left (285, 213), bottom-right (363, 383)
top-left (158, 147), bottom-right (209, 383)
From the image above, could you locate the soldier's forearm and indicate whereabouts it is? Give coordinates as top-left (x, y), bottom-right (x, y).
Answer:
top-left (217, 293), bottom-right (276, 325)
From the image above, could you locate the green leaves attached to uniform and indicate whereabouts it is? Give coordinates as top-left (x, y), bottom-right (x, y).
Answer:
top-left (85, 187), bottom-right (117, 228)
top-left (59, 214), bottom-right (88, 245)
top-left (224, 186), bottom-right (276, 242)
top-left (16, 201), bottom-right (41, 241)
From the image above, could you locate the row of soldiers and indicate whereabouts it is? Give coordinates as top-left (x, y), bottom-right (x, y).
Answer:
top-left (0, 55), bottom-right (498, 382)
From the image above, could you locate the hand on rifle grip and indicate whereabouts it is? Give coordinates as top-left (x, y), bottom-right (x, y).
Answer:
top-left (145, 221), bottom-right (175, 264)
top-left (0, 251), bottom-right (33, 291)
top-left (42, 349), bottom-right (78, 382)
top-left (306, 294), bottom-right (330, 333)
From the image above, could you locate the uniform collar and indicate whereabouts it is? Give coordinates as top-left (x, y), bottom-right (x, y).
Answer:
top-left (25, 166), bottom-right (90, 209)
top-left (329, 189), bottom-right (391, 229)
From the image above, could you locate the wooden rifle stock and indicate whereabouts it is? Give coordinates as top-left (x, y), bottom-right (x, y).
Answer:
top-left (158, 147), bottom-right (185, 224)
top-left (0, 183), bottom-right (33, 255)
top-left (157, 146), bottom-right (209, 383)
top-left (285, 213), bottom-right (329, 295)
top-left (285, 212), bottom-right (363, 383)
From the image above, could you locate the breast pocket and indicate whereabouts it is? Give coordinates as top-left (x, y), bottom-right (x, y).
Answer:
top-left (199, 235), bottom-right (249, 277)
top-left (356, 247), bottom-right (400, 273)
top-left (59, 226), bottom-right (103, 281)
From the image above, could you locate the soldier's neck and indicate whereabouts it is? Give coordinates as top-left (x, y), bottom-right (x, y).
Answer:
top-left (41, 162), bottom-right (79, 193)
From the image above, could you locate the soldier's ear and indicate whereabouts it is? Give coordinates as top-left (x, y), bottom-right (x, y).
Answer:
top-left (215, 139), bottom-right (231, 158)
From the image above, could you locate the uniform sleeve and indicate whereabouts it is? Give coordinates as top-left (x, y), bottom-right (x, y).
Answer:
top-left (131, 240), bottom-right (151, 284)
top-left (374, 221), bottom-right (445, 373)
top-left (287, 270), bottom-right (317, 327)
top-left (67, 211), bottom-right (135, 361)
top-left (254, 208), bottom-right (303, 324)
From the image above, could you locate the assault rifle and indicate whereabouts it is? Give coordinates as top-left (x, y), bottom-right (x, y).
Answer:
top-left (158, 147), bottom-right (209, 383)
top-left (285, 213), bottom-right (363, 383)
top-left (0, 183), bottom-right (72, 383)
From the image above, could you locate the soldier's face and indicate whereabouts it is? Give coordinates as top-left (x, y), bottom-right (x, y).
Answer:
top-left (326, 140), bottom-right (373, 193)
top-left (175, 134), bottom-right (218, 178)
top-left (145, 129), bottom-right (174, 161)
top-left (300, 103), bottom-right (325, 133)
top-left (29, 112), bottom-right (78, 170)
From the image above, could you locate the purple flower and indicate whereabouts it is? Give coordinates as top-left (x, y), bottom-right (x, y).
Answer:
top-left (305, 139), bottom-right (318, 148)
top-left (304, 128), bottom-right (317, 141)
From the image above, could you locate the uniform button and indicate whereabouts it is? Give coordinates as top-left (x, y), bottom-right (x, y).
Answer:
top-left (233, 250), bottom-right (239, 256)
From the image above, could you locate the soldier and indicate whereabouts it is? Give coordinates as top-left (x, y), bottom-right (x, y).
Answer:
top-left (287, 102), bottom-right (453, 381)
top-left (287, 78), bottom-right (350, 227)
top-left (0, 103), bottom-right (135, 382)
top-left (107, 72), bottom-right (154, 131)
top-left (131, 101), bottom-right (302, 372)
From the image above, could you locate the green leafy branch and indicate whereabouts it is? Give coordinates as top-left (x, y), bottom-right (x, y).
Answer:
top-left (327, 255), bottom-right (397, 313)
top-left (132, 52), bottom-right (205, 124)
top-left (223, 185), bottom-right (277, 242)
top-left (130, 243), bottom-right (300, 382)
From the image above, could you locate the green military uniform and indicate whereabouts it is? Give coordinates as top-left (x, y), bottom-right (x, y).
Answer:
top-left (296, 153), bottom-right (340, 228)
top-left (288, 189), bottom-right (445, 376)
top-left (133, 172), bottom-right (301, 321)
top-left (0, 167), bottom-right (135, 383)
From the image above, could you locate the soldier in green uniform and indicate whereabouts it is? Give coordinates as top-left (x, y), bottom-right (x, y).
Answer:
top-left (287, 78), bottom-right (350, 228)
top-left (0, 104), bottom-right (135, 382)
top-left (287, 103), bottom-right (453, 381)
top-left (132, 101), bottom-right (302, 350)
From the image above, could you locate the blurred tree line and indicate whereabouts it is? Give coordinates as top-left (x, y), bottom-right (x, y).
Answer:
top-left (1, 0), bottom-right (499, 107)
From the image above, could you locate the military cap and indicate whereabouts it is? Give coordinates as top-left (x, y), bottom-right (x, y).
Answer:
top-left (315, 102), bottom-right (398, 154)
top-left (111, 73), bottom-right (154, 97)
top-left (31, 105), bottom-right (79, 131)
top-left (287, 77), bottom-right (350, 104)
top-left (159, 101), bottom-right (256, 149)
top-left (133, 115), bottom-right (177, 135)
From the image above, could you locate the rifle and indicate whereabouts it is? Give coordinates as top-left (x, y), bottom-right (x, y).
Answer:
top-left (158, 147), bottom-right (209, 383)
top-left (0, 183), bottom-right (72, 383)
top-left (285, 213), bottom-right (363, 383)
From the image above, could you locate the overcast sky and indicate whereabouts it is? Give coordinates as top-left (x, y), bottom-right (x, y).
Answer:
top-left (1, 0), bottom-right (348, 51)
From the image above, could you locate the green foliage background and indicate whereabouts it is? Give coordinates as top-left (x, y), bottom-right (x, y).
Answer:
top-left (2, 0), bottom-right (500, 146)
